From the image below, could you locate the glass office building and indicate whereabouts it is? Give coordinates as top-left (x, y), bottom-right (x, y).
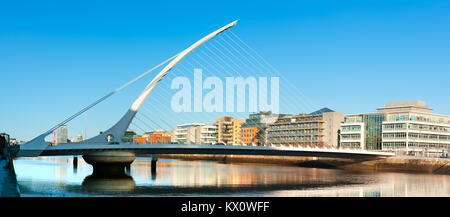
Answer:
top-left (241, 111), bottom-right (286, 146)
top-left (340, 101), bottom-right (450, 157)
top-left (340, 113), bottom-right (385, 150)
top-left (364, 114), bottom-right (385, 150)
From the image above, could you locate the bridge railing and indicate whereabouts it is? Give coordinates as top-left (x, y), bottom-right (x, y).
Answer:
top-left (226, 142), bottom-right (392, 154)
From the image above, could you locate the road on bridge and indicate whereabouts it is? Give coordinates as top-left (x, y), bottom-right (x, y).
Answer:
top-left (23, 143), bottom-right (395, 159)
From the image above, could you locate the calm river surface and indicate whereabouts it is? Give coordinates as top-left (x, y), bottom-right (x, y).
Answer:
top-left (13, 156), bottom-right (450, 197)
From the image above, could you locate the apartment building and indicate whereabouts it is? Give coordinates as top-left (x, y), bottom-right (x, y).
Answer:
top-left (215, 116), bottom-right (243, 145)
top-left (133, 129), bottom-right (171, 144)
top-left (200, 124), bottom-right (218, 144)
top-left (172, 123), bottom-right (217, 144)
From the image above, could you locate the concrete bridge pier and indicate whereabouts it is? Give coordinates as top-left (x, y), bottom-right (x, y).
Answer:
top-left (73, 156), bottom-right (78, 174)
top-left (82, 151), bottom-right (136, 178)
top-left (73, 156), bottom-right (78, 167)
top-left (151, 154), bottom-right (157, 180)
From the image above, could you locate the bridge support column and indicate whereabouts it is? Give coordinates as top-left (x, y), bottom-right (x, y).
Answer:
top-left (73, 156), bottom-right (78, 174)
top-left (151, 154), bottom-right (157, 180)
top-left (83, 151), bottom-right (135, 178)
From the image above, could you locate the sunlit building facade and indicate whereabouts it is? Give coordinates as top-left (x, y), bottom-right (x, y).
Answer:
top-left (267, 109), bottom-right (344, 148)
top-left (379, 101), bottom-right (450, 157)
top-left (241, 111), bottom-right (287, 146)
top-left (241, 127), bottom-right (259, 145)
top-left (215, 116), bottom-right (243, 145)
top-left (172, 123), bottom-right (217, 144)
top-left (56, 125), bottom-right (68, 144)
top-left (173, 123), bottom-right (203, 144)
top-left (200, 124), bottom-right (218, 144)
top-left (241, 111), bottom-right (285, 146)
top-left (133, 129), bottom-right (172, 144)
top-left (340, 113), bottom-right (385, 150)
top-left (340, 100), bottom-right (450, 157)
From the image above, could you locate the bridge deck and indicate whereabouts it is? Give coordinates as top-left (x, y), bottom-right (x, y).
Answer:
top-left (28, 143), bottom-right (395, 159)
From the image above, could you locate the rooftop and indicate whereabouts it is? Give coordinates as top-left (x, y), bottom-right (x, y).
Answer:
top-left (386, 100), bottom-right (426, 108)
top-left (377, 100), bottom-right (433, 114)
top-left (308, 107), bottom-right (335, 115)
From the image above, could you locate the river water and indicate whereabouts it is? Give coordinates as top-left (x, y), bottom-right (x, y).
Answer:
top-left (12, 156), bottom-right (450, 197)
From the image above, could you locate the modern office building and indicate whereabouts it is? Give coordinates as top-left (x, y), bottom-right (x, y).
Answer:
top-left (340, 100), bottom-right (450, 157)
top-left (172, 123), bottom-right (217, 144)
top-left (379, 101), bottom-right (450, 156)
top-left (267, 108), bottom-right (344, 148)
top-left (340, 113), bottom-right (385, 150)
top-left (241, 111), bottom-right (287, 146)
top-left (215, 116), bottom-right (243, 145)
top-left (56, 125), bottom-right (68, 144)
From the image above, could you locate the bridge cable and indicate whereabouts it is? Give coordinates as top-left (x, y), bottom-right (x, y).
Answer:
top-left (211, 36), bottom-right (310, 114)
top-left (45, 53), bottom-right (179, 134)
top-left (227, 30), bottom-right (318, 111)
top-left (215, 35), bottom-right (313, 113)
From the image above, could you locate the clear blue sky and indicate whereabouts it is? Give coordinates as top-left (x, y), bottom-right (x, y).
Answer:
top-left (1, 0), bottom-right (450, 141)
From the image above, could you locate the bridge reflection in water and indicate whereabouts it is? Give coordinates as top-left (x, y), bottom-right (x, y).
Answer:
top-left (12, 156), bottom-right (450, 197)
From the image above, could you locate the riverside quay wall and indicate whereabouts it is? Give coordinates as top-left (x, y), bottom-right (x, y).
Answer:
top-left (153, 154), bottom-right (450, 175)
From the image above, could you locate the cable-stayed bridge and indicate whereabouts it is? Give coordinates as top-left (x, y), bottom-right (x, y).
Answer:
top-left (34, 143), bottom-right (393, 158)
top-left (13, 20), bottom-right (394, 175)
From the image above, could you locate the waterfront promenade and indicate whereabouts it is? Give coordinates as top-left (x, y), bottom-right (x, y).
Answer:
top-left (156, 154), bottom-right (450, 174)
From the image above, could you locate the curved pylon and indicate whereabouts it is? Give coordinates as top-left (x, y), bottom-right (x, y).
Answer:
top-left (18, 20), bottom-right (238, 157)
top-left (84, 20), bottom-right (237, 144)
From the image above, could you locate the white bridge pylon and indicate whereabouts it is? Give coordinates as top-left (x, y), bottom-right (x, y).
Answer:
top-left (18, 20), bottom-right (238, 157)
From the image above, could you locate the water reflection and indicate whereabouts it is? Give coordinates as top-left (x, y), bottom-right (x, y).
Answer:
top-left (82, 175), bottom-right (135, 194)
top-left (124, 165), bottom-right (131, 176)
top-left (12, 156), bottom-right (450, 197)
